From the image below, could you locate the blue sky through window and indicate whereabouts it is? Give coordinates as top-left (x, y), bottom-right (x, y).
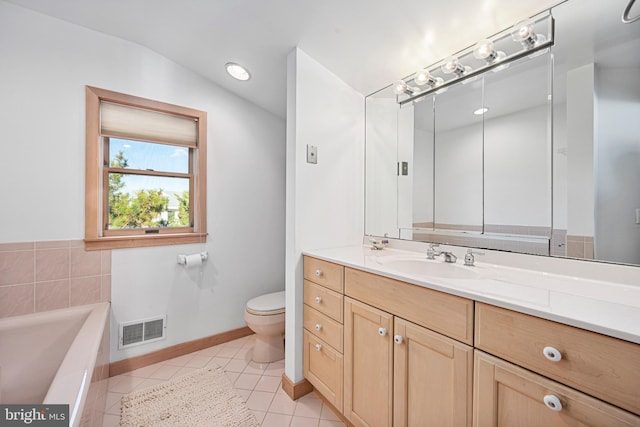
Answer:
top-left (109, 138), bottom-right (189, 195)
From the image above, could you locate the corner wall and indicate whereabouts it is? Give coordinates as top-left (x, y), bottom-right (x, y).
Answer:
top-left (285, 48), bottom-right (364, 382)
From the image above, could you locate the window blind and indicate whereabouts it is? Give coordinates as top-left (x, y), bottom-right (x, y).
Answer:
top-left (100, 101), bottom-right (197, 147)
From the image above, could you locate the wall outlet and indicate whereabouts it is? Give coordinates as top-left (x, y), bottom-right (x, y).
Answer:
top-left (307, 145), bottom-right (317, 164)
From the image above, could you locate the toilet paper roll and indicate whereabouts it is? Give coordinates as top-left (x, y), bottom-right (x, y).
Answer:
top-left (184, 253), bottom-right (203, 269)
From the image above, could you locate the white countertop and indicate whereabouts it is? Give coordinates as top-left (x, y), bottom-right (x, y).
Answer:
top-left (303, 245), bottom-right (640, 345)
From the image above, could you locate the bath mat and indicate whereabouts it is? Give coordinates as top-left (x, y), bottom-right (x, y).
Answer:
top-left (120, 366), bottom-right (258, 427)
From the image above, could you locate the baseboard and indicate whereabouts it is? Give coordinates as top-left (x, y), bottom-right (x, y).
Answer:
top-left (281, 373), bottom-right (314, 400)
top-left (109, 326), bottom-right (253, 376)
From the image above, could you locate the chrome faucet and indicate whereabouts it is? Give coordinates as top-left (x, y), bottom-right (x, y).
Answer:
top-left (464, 249), bottom-right (485, 266)
top-left (441, 251), bottom-right (457, 263)
top-left (426, 243), bottom-right (441, 259)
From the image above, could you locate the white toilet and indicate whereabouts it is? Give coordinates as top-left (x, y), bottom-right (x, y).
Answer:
top-left (244, 290), bottom-right (285, 363)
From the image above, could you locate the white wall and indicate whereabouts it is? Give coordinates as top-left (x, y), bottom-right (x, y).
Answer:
top-left (0, 2), bottom-right (286, 361)
top-left (595, 67), bottom-right (640, 264)
top-left (413, 127), bottom-right (434, 225)
top-left (364, 97), bottom-right (399, 237)
top-left (285, 48), bottom-right (364, 383)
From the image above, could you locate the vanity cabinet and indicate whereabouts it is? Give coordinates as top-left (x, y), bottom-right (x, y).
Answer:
top-left (302, 256), bottom-right (640, 426)
top-left (344, 268), bottom-right (474, 427)
top-left (302, 256), bottom-right (345, 412)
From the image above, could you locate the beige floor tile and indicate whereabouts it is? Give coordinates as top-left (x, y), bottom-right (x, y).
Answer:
top-left (254, 375), bottom-right (281, 393)
top-left (261, 412), bottom-right (292, 427)
top-left (263, 360), bottom-right (285, 377)
top-left (163, 353), bottom-right (195, 366)
top-left (236, 388), bottom-right (252, 402)
top-left (107, 375), bottom-right (146, 394)
top-left (245, 390), bottom-right (276, 412)
top-left (124, 363), bottom-right (162, 378)
top-left (133, 378), bottom-right (166, 391)
top-left (225, 371), bottom-right (241, 383)
top-left (318, 421), bottom-right (346, 427)
top-left (294, 397), bottom-right (323, 418)
top-left (291, 416), bottom-right (320, 427)
top-left (102, 413), bottom-right (121, 427)
top-left (216, 346), bottom-right (241, 358)
top-left (268, 391), bottom-right (297, 415)
top-left (173, 366), bottom-right (198, 378)
top-left (233, 346), bottom-right (253, 361)
top-left (148, 364), bottom-right (182, 380)
top-left (208, 356), bottom-right (232, 368)
top-left (225, 358), bottom-right (249, 373)
top-left (184, 354), bottom-right (212, 368)
top-left (320, 404), bottom-right (341, 421)
top-left (244, 360), bottom-right (268, 375)
top-left (234, 373), bottom-right (261, 390)
top-left (196, 345), bottom-right (222, 357)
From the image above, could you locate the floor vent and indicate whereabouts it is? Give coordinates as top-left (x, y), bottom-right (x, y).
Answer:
top-left (119, 315), bottom-right (167, 349)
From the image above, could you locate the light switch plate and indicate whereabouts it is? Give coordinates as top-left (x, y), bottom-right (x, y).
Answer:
top-left (307, 145), bottom-right (317, 164)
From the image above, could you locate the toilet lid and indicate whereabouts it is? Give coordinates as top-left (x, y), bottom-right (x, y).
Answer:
top-left (246, 291), bottom-right (285, 315)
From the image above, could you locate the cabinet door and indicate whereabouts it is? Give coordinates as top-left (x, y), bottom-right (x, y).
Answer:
top-left (344, 297), bottom-right (394, 427)
top-left (394, 318), bottom-right (473, 427)
top-left (474, 351), bottom-right (640, 427)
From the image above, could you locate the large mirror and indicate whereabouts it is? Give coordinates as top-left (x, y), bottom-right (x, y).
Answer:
top-left (365, 0), bottom-right (640, 266)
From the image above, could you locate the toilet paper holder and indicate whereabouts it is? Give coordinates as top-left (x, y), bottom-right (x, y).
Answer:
top-left (177, 251), bottom-right (209, 265)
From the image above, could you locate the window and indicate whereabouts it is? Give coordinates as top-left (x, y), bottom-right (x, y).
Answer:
top-left (85, 86), bottom-right (207, 250)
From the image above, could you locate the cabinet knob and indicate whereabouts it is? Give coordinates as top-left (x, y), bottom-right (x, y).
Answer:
top-left (543, 346), bottom-right (562, 362)
top-left (314, 296), bottom-right (322, 304)
top-left (543, 395), bottom-right (563, 412)
top-left (315, 324), bottom-right (322, 331)
top-left (315, 269), bottom-right (323, 277)
top-left (315, 343), bottom-right (322, 351)
top-left (378, 327), bottom-right (388, 337)
top-left (394, 335), bottom-right (404, 344)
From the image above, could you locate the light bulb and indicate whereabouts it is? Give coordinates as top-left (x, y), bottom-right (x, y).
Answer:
top-left (393, 80), bottom-right (409, 95)
top-left (414, 69), bottom-right (444, 88)
top-left (511, 19), bottom-right (545, 49)
top-left (473, 39), bottom-right (495, 60)
top-left (414, 69), bottom-right (432, 86)
top-left (441, 56), bottom-right (461, 74)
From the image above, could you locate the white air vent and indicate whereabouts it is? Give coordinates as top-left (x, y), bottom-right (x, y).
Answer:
top-left (119, 315), bottom-right (167, 349)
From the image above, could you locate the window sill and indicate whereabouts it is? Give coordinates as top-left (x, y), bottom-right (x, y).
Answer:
top-left (84, 233), bottom-right (208, 251)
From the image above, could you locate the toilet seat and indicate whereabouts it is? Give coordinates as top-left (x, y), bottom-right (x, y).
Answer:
top-left (246, 291), bottom-right (285, 316)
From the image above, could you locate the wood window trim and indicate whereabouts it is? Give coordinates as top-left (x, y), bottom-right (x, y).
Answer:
top-left (85, 86), bottom-right (207, 250)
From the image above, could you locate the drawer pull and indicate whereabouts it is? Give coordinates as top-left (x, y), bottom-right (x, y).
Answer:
top-left (543, 395), bottom-right (563, 412)
top-left (315, 323), bottom-right (322, 331)
top-left (543, 346), bottom-right (562, 362)
top-left (315, 343), bottom-right (322, 351)
top-left (378, 327), bottom-right (388, 337)
top-left (314, 296), bottom-right (322, 304)
top-left (394, 335), bottom-right (404, 344)
top-left (315, 269), bottom-right (323, 277)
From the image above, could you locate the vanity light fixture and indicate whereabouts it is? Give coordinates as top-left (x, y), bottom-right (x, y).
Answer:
top-left (414, 69), bottom-right (444, 88)
top-left (511, 19), bottom-right (547, 49)
top-left (474, 107), bottom-right (489, 115)
top-left (225, 62), bottom-right (251, 81)
top-left (473, 39), bottom-right (507, 64)
top-left (441, 56), bottom-right (471, 77)
top-left (393, 79), bottom-right (418, 96)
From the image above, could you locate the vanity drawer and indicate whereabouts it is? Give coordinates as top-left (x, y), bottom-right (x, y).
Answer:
top-left (304, 280), bottom-right (343, 323)
top-left (304, 304), bottom-right (343, 352)
top-left (304, 256), bottom-right (344, 293)
top-left (304, 330), bottom-right (343, 412)
top-left (475, 303), bottom-right (640, 415)
top-left (344, 268), bottom-right (474, 345)
top-left (474, 350), bottom-right (640, 426)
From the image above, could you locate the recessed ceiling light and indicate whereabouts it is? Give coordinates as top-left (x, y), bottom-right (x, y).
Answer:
top-left (474, 107), bottom-right (489, 115)
top-left (225, 62), bottom-right (251, 81)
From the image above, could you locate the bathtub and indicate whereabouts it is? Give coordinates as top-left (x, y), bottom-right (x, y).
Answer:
top-left (0, 302), bottom-right (110, 427)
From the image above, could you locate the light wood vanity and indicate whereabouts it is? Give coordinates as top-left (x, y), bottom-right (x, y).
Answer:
top-left (302, 255), bottom-right (640, 427)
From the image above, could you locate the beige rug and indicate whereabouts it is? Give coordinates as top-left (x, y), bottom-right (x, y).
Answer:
top-left (120, 366), bottom-right (259, 427)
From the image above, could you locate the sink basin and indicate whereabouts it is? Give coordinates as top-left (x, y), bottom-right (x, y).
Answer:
top-left (380, 258), bottom-right (482, 280)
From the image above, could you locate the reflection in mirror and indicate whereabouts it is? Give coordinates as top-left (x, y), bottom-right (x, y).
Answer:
top-left (365, 0), bottom-right (640, 265)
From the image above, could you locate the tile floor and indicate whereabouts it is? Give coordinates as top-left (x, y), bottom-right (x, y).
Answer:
top-left (103, 335), bottom-right (346, 427)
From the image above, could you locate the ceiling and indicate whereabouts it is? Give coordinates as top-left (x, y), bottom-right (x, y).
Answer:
top-left (6, 0), bottom-right (564, 118)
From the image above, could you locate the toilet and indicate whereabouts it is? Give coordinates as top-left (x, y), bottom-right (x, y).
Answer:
top-left (244, 290), bottom-right (285, 363)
